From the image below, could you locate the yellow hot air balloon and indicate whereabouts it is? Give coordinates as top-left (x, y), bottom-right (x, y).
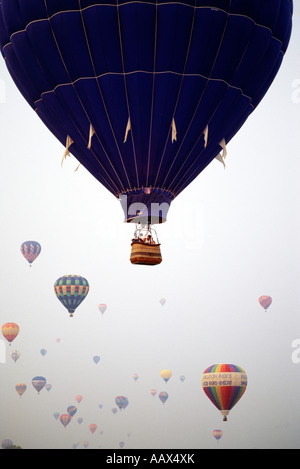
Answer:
top-left (160, 369), bottom-right (172, 383)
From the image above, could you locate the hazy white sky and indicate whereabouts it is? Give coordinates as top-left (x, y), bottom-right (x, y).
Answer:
top-left (0, 4), bottom-right (299, 450)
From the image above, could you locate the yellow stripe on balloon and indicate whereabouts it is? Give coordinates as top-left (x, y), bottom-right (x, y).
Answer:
top-left (215, 385), bottom-right (224, 409)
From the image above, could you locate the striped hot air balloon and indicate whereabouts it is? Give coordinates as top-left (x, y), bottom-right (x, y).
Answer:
top-left (32, 376), bottom-right (47, 394)
top-left (15, 383), bottom-right (27, 398)
top-left (212, 430), bottom-right (223, 441)
top-left (20, 241), bottom-right (41, 266)
top-left (60, 414), bottom-right (72, 428)
top-left (202, 364), bottom-right (247, 421)
top-left (67, 406), bottom-right (77, 418)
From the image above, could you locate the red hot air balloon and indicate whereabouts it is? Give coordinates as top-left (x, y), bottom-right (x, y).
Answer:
top-left (1, 323), bottom-right (20, 346)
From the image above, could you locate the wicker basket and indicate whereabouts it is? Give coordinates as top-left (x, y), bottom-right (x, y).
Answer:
top-left (130, 240), bottom-right (162, 265)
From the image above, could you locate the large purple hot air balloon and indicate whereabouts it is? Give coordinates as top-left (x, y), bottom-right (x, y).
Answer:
top-left (0, 1), bottom-right (293, 260)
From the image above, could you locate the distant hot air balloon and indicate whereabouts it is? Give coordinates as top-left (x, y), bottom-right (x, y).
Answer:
top-left (67, 406), bottom-right (78, 418)
top-left (180, 375), bottom-right (185, 382)
top-left (32, 376), bottom-right (46, 394)
top-left (115, 396), bottom-right (129, 410)
top-left (54, 275), bottom-right (89, 317)
top-left (2, 440), bottom-right (13, 449)
top-left (202, 364), bottom-right (247, 421)
top-left (98, 304), bottom-right (107, 315)
top-left (77, 418), bottom-right (83, 425)
top-left (20, 241), bottom-right (41, 266)
top-left (75, 395), bottom-right (83, 404)
top-left (112, 408), bottom-right (118, 415)
top-left (93, 355), bottom-right (100, 365)
top-left (60, 414), bottom-right (71, 428)
top-left (45, 384), bottom-right (52, 392)
top-left (160, 369), bottom-right (172, 383)
top-left (259, 296), bottom-right (272, 311)
top-left (40, 349), bottom-right (47, 357)
top-left (15, 383), bottom-right (27, 398)
top-left (53, 413), bottom-right (60, 420)
top-left (1, 323), bottom-right (19, 346)
top-left (212, 430), bottom-right (223, 441)
top-left (160, 298), bottom-right (166, 306)
top-left (89, 424), bottom-right (97, 434)
top-left (150, 389), bottom-right (157, 397)
top-left (132, 373), bottom-right (139, 381)
top-left (10, 350), bottom-right (20, 363)
top-left (158, 391), bottom-right (169, 404)
top-left (119, 442), bottom-right (125, 449)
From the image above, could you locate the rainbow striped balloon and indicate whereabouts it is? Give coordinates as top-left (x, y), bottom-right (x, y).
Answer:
top-left (202, 364), bottom-right (247, 421)
top-left (32, 376), bottom-right (46, 394)
top-left (60, 414), bottom-right (71, 428)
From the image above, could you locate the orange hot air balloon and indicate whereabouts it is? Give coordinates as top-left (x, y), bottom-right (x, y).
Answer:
top-left (89, 424), bottom-right (97, 434)
top-left (75, 395), bottom-right (83, 404)
top-left (1, 323), bottom-right (20, 346)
